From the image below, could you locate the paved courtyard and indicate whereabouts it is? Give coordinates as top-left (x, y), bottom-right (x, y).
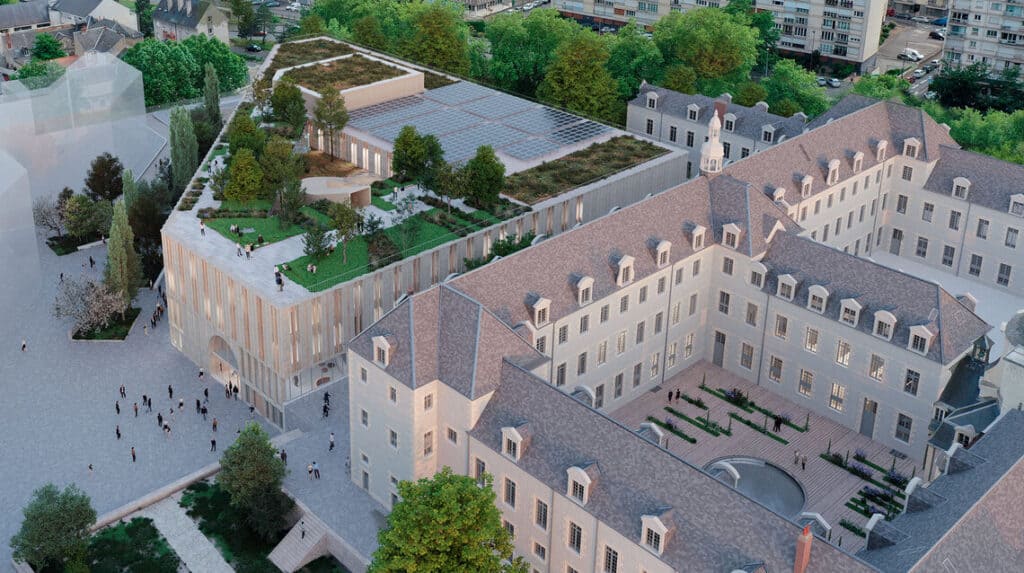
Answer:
top-left (0, 237), bottom-right (277, 567)
top-left (611, 361), bottom-right (919, 553)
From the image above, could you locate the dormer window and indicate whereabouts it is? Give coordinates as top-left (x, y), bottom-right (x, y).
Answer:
top-left (807, 285), bottom-right (828, 314)
top-left (762, 126), bottom-right (774, 143)
top-left (1009, 194), bottom-right (1024, 217)
top-left (876, 140), bottom-right (888, 162)
top-left (801, 175), bottom-right (813, 198)
top-left (749, 261), bottom-right (767, 288)
top-left (908, 325), bottom-right (933, 355)
top-left (687, 104), bottom-right (699, 121)
top-left (952, 177), bottom-right (970, 199)
top-left (723, 113), bottom-right (736, 131)
top-left (532, 297), bottom-right (551, 327)
top-left (723, 223), bottom-right (741, 249)
top-left (840, 298), bottom-right (862, 327)
top-left (773, 187), bottom-right (786, 203)
top-left (873, 310), bottom-right (896, 341)
top-left (853, 151), bottom-right (864, 173)
top-left (576, 276), bottom-right (594, 306)
top-left (640, 514), bottom-right (673, 556)
top-left (645, 528), bottom-right (662, 552)
top-left (646, 93), bottom-right (658, 109)
top-left (827, 159), bottom-right (840, 186)
top-left (903, 138), bottom-right (920, 159)
top-left (691, 224), bottom-right (706, 250)
top-left (566, 465), bottom-right (596, 506)
top-left (616, 255), bottom-right (635, 287)
top-left (501, 425), bottom-right (529, 462)
top-left (777, 274), bottom-right (796, 300)
top-left (655, 240), bottom-right (671, 268)
top-left (372, 336), bottom-right (391, 367)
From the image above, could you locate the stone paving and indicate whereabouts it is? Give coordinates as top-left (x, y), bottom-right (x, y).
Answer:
top-left (138, 495), bottom-right (233, 573)
top-left (0, 238), bottom-right (278, 568)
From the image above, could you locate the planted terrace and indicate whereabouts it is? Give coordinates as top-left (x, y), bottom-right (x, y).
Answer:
top-left (264, 39), bottom-right (354, 78)
top-left (283, 54), bottom-right (406, 95)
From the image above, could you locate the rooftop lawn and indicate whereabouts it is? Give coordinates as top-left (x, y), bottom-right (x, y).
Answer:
top-left (204, 203), bottom-right (332, 246)
top-left (284, 54), bottom-right (405, 95)
top-left (503, 136), bottom-right (670, 204)
top-left (266, 39), bottom-right (354, 78)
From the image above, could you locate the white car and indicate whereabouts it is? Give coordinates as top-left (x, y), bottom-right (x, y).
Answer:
top-left (286, 2), bottom-right (300, 11)
top-left (816, 76), bottom-right (827, 86)
top-left (913, 68), bottom-right (927, 78)
top-left (827, 77), bottom-right (843, 88)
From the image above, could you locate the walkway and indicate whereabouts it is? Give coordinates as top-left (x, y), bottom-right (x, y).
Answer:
top-left (139, 496), bottom-right (233, 573)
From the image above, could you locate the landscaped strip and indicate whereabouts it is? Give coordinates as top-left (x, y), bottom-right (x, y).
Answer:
top-left (728, 412), bottom-right (789, 445)
top-left (283, 54), bottom-right (405, 94)
top-left (74, 307), bottom-right (141, 340)
top-left (264, 39), bottom-right (354, 78)
top-left (839, 518), bottom-right (867, 538)
top-left (371, 195), bottom-right (397, 211)
top-left (664, 406), bottom-right (731, 437)
top-left (699, 384), bottom-right (756, 413)
top-left (678, 393), bottom-right (708, 410)
top-left (645, 416), bottom-right (698, 444)
top-left (750, 403), bottom-right (809, 432)
top-left (819, 453), bottom-right (908, 499)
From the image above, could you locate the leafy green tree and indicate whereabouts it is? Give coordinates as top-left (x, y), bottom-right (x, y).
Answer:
top-left (204, 63), bottom-right (222, 128)
top-left (276, 178), bottom-right (307, 227)
top-left (433, 160), bottom-right (467, 214)
top-left (127, 184), bottom-right (165, 280)
top-left (313, 90), bottom-right (349, 160)
top-left (606, 21), bottom-right (664, 99)
top-left (122, 168), bottom-right (138, 209)
top-left (122, 39), bottom-right (201, 106)
top-left (401, 2), bottom-right (470, 75)
top-left (537, 32), bottom-right (620, 123)
top-left (370, 468), bottom-right (527, 573)
top-left (10, 483), bottom-right (96, 571)
top-left (852, 74), bottom-right (909, 100)
top-left (218, 422), bottom-right (292, 541)
top-left (653, 8), bottom-right (758, 93)
top-left (734, 81), bottom-right (768, 106)
top-left (225, 148), bottom-right (263, 203)
top-left (12, 59), bottom-right (64, 89)
top-left (135, 0), bottom-right (154, 37)
top-left (392, 125), bottom-right (426, 182)
top-left (931, 62), bottom-right (994, 110)
top-left (169, 107), bottom-right (199, 194)
top-left (181, 34), bottom-right (248, 92)
top-left (252, 75), bottom-right (273, 119)
top-left (303, 225), bottom-right (331, 261)
top-left (260, 136), bottom-right (302, 199)
top-left (227, 111), bottom-right (266, 155)
top-left (271, 79), bottom-right (308, 136)
top-left (463, 145), bottom-right (504, 206)
top-left (254, 4), bottom-right (273, 37)
top-left (662, 64), bottom-right (697, 94)
top-left (104, 200), bottom-right (142, 308)
top-left (353, 15), bottom-right (389, 50)
top-left (299, 13), bottom-right (327, 36)
top-left (31, 34), bottom-right (65, 60)
top-left (326, 18), bottom-right (350, 41)
top-left (420, 134), bottom-right (446, 190)
top-left (84, 153), bottom-right (124, 202)
top-left (486, 9), bottom-right (579, 96)
top-left (761, 59), bottom-right (829, 117)
top-left (771, 98), bottom-right (801, 118)
top-left (329, 201), bottom-right (363, 263)
top-left (724, 0), bottom-right (779, 72)
top-left (230, 0), bottom-right (256, 38)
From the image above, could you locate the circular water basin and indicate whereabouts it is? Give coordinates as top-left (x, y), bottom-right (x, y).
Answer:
top-left (705, 456), bottom-right (806, 517)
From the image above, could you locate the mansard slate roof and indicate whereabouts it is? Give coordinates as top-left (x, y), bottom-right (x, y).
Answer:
top-left (347, 285), bottom-right (544, 398)
top-left (153, 0), bottom-right (209, 28)
top-left (858, 409), bottom-right (1024, 572)
top-left (471, 361), bottom-right (876, 573)
top-left (923, 145), bottom-right (1024, 212)
top-left (761, 233), bottom-right (990, 365)
top-left (52, 0), bottom-right (103, 18)
top-left (630, 84), bottom-right (807, 143)
top-left (0, 1), bottom-right (50, 30)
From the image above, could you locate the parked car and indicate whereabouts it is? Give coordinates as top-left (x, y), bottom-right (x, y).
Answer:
top-left (264, 0), bottom-right (281, 6)
top-left (929, 30), bottom-right (945, 40)
top-left (828, 78), bottom-right (843, 88)
top-left (246, 43), bottom-right (263, 52)
top-left (932, 17), bottom-right (948, 26)
top-left (911, 16), bottom-right (930, 23)
top-left (816, 76), bottom-right (827, 86)
top-left (895, 13), bottom-right (913, 20)
top-left (923, 62), bottom-right (939, 72)
top-left (924, 91), bottom-right (938, 100)
top-left (286, 2), bottom-right (301, 10)
top-left (913, 68), bottom-right (927, 78)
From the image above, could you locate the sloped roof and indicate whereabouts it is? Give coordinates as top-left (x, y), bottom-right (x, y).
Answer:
top-left (52, 0), bottom-right (103, 18)
top-left (153, 0), bottom-right (209, 29)
top-left (0, 1), bottom-right (50, 30)
top-left (923, 144), bottom-right (1024, 212)
top-left (471, 360), bottom-right (876, 573)
top-left (805, 94), bottom-right (885, 130)
top-left (928, 398), bottom-right (1000, 451)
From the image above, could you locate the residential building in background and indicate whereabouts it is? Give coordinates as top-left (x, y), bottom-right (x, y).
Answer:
top-left (889, 0), bottom-right (950, 19)
top-left (152, 0), bottom-right (229, 43)
top-left (0, 1), bottom-right (51, 36)
top-left (50, 0), bottom-right (138, 32)
top-left (944, 0), bottom-right (1024, 71)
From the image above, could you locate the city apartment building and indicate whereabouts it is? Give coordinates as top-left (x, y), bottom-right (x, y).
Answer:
top-left (945, 0), bottom-right (1024, 71)
top-left (626, 86), bottom-right (806, 177)
top-left (552, 0), bottom-right (888, 70)
top-left (889, 0), bottom-right (949, 19)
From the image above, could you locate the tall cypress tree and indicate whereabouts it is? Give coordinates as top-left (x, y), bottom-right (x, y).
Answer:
top-left (121, 168), bottom-right (137, 210)
top-left (204, 63), bottom-right (222, 128)
top-left (104, 200), bottom-right (142, 309)
top-left (169, 106), bottom-right (198, 194)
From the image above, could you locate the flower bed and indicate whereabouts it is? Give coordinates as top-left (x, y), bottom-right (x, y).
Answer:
top-left (727, 412), bottom-right (789, 444)
top-left (266, 39), bottom-right (354, 78)
top-left (679, 393), bottom-right (707, 410)
top-left (820, 452), bottom-right (907, 498)
top-left (664, 406), bottom-right (731, 437)
top-left (839, 518), bottom-right (867, 538)
top-left (284, 54), bottom-right (405, 94)
top-left (86, 517), bottom-right (181, 573)
top-left (73, 307), bottom-right (141, 340)
top-left (645, 416), bottom-right (698, 444)
top-left (699, 383), bottom-right (756, 413)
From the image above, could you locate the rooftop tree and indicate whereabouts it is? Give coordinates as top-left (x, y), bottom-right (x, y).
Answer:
top-left (10, 483), bottom-right (96, 572)
top-left (329, 201), bottom-right (362, 264)
top-left (313, 90), bottom-right (349, 161)
top-left (227, 111), bottom-right (266, 156)
top-left (169, 106), bottom-right (199, 193)
top-left (203, 63), bottom-right (222, 128)
top-left (463, 145), bottom-right (504, 207)
top-left (225, 148), bottom-right (263, 203)
top-left (271, 79), bottom-right (308, 137)
top-left (31, 34), bottom-right (66, 60)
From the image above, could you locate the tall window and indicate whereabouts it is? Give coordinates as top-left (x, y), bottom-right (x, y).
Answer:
top-left (740, 343), bottom-right (754, 369)
top-left (718, 291), bottom-right (730, 314)
top-left (804, 327), bottom-right (819, 353)
top-left (474, 458), bottom-right (486, 483)
top-left (745, 302), bottom-right (758, 327)
top-left (597, 340), bottom-right (607, 365)
top-left (684, 334), bottom-right (694, 358)
top-left (922, 202), bottom-right (934, 222)
top-left (577, 352), bottom-right (587, 375)
top-left (769, 356), bottom-right (783, 382)
top-left (949, 210), bottom-right (962, 231)
top-left (568, 522), bottom-right (582, 552)
top-left (722, 257), bottom-right (734, 275)
top-left (558, 325), bottom-right (569, 344)
top-left (998, 263), bottom-right (1012, 286)
top-left (901, 166), bottom-right (913, 181)
top-left (614, 372), bottom-right (624, 396)
top-left (1006, 228), bottom-right (1019, 248)
top-left (942, 245), bottom-right (955, 267)
top-left (616, 331), bottom-right (626, 354)
top-left (904, 369), bottom-right (920, 396)
top-left (911, 334), bottom-right (928, 353)
top-left (504, 478), bottom-right (516, 507)
top-left (977, 219), bottom-right (989, 239)
top-left (896, 413), bottom-right (913, 443)
top-left (869, 354), bottom-right (885, 381)
top-left (423, 431), bottom-right (433, 456)
top-left (571, 480), bottom-right (585, 501)
top-left (633, 362), bottom-right (643, 387)
top-left (535, 499), bottom-right (548, 530)
top-left (836, 340), bottom-right (851, 366)
top-left (969, 254), bottom-right (983, 276)
top-left (775, 315), bottom-right (789, 339)
top-left (829, 383), bottom-right (846, 411)
top-left (799, 369), bottom-right (813, 396)
top-left (896, 195), bottom-right (908, 214)
top-left (689, 293), bottom-right (698, 316)
top-left (603, 547), bottom-right (619, 573)
top-left (600, 304), bottom-right (609, 323)
top-left (556, 363), bottom-right (566, 387)
top-left (594, 384), bottom-right (604, 408)
top-left (580, 315), bottom-right (589, 334)
top-left (916, 236), bottom-right (929, 258)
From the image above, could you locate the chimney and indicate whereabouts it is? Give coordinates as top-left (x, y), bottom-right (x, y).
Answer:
top-left (6, 32), bottom-right (11, 50)
top-left (185, 0), bottom-right (192, 16)
top-left (718, 92), bottom-right (733, 105)
top-left (755, 101), bottom-right (770, 112)
top-left (713, 100), bottom-right (728, 121)
top-left (793, 525), bottom-right (812, 573)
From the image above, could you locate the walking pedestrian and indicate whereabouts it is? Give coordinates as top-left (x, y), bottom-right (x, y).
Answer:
top-left (224, 385), bottom-right (231, 399)
top-left (115, 401), bottom-right (120, 415)
top-left (157, 412), bottom-right (163, 427)
top-left (199, 220), bottom-right (206, 236)
top-left (143, 325), bottom-right (149, 336)
top-left (280, 449), bottom-right (287, 466)
top-left (60, 272), bottom-right (64, 283)
top-left (248, 405), bottom-right (255, 418)
top-left (115, 425), bottom-right (121, 440)
top-left (345, 457), bottom-right (350, 471)
top-left (667, 390), bottom-right (672, 403)
top-left (236, 242), bottom-right (242, 257)
top-left (210, 438), bottom-right (217, 452)
top-left (88, 463), bottom-right (93, 476)
top-left (245, 244), bottom-right (251, 259)
top-left (198, 368), bottom-right (204, 380)
top-left (131, 447), bottom-right (136, 463)
top-left (313, 461), bottom-right (321, 479)
top-left (89, 255), bottom-right (95, 268)
top-left (178, 398), bottom-right (183, 411)
top-left (212, 418), bottom-right (218, 432)
top-left (168, 385), bottom-right (173, 400)
top-left (169, 407), bottom-right (174, 420)
top-left (322, 403), bottom-right (329, 418)
top-left (201, 405), bottom-right (208, 420)
top-left (300, 521), bottom-right (306, 539)
top-left (307, 463), bottom-right (313, 480)
top-left (675, 389), bottom-right (681, 400)
top-left (147, 397), bottom-right (153, 412)
top-left (329, 432), bottom-right (335, 452)
top-left (323, 391), bottom-right (330, 406)
top-left (20, 339), bottom-right (26, 352)
top-left (133, 402), bottom-right (139, 417)
top-left (163, 423), bottom-right (171, 438)
top-left (801, 454), bottom-right (807, 471)
top-left (119, 385), bottom-right (126, 399)
top-left (794, 450), bottom-right (801, 465)
top-left (204, 387), bottom-right (209, 400)
top-left (233, 385), bottom-right (239, 400)
top-left (195, 399), bottom-right (201, 414)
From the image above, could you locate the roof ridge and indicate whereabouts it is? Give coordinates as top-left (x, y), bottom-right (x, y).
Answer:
top-left (407, 294), bottom-right (416, 387)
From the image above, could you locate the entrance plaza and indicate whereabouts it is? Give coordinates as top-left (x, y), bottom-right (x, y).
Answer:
top-left (611, 361), bottom-right (919, 553)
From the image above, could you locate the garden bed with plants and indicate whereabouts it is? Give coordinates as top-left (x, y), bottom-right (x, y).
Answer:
top-left (819, 450), bottom-right (909, 498)
top-left (46, 232), bottom-right (101, 256)
top-left (36, 517), bottom-right (181, 573)
top-left (303, 152), bottom-right (360, 178)
top-left (646, 416), bottom-right (698, 444)
top-left (503, 136), bottom-right (669, 204)
top-left (664, 406), bottom-right (731, 437)
top-left (200, 199), bottom-right (333, 246)
top-left (266, 39), bottom-right (354, 78)
top-left (728, 412), bottom-right (789, 444)
top-left (284, 54), bottom-right (406, 94)
top-left (73, 307), bottom-right (141, 340)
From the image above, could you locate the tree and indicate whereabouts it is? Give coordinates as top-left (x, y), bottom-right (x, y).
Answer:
top-left (230, 0), bottom-right (256, 38)
top-left (209, 164), bottom-right (229, 199)
top-left (931, 62), bottom-right (994, 110)
top-left (662, 64), bottom-right (697, 94)
top-left (419, 134), bottom-right (446, 190)
top-left (369, 468), bottom-right (526, 573)
top-left (392, 125), bottom-right (426, 182)
top-left (852, 74), bottom-right (909, 100)
top-left (401, 2), bottom-right (470, 75)
top-left (276, 178), bottom-right (307, 227)
top-left (303, 225), bottom-right (331, 262)
top-left (734, 81), bottom-right (768, 106)
top-left (135, 0), bottom-right (154, 37)
top-left (32, 196), bottom-right (65, 237)
top-left (605, 21), bottom-right (664, 100)
top-left (127, 185), bottom-right (164, 279)
top-left (225, 148), bottom-right (263, 203)
top-left (204, 63), bottom-right (222, 128)
top-left (353, 15), bottom-right (389, 51)
top-left (433, 160), bottom-right (467, 213)
top-left (121, 169), bottom-right (138, 209)
top-left (218, 422), bottom-right (287, 514)
top-left (255, 4), bottom-right (273, 38)
top-left (329, 201), bottom-right (362, 263)
top-left (84, 153), bottom-right (124, 202)
top-left (463, 145), bottom-right (504, 206)
top-left (724, 0), bottom-right (779, 72)
top-left (260, 136), bottom-right (302, 199)
top-left (313, 90), bottom-right (349, 160)
top-left (169, 107), bottom-right (199, 194)
top-left (537, 32), bottom-right (620, 123)
top-left (181, 34), bottom-right (248, 92)
top-left (653, 9), bottom-right (758, 93)
top-left (486, 9), bottom-right (579, 96)
top-left (31, 34), bottom-right (65, 60)
top-left (122, 39), bottom-right (201, 106)
top-left (53, 277), bottom-right (127, 335)
top-left (64, 195), bottom-right (96, 239)
top-left (761, 59), bottom-right (829, 117)
top-left (10, 483), bottom-right (96, 571)
top-left (252, 75), bottom-right (273, 119)
top-left (105, 200), bottom-right (142, 308)
top-left (271, 79), bottom-right (308, 136)
top-left (299, 13), bottom-right (327, 36)
top-left (13, 59), bottom-right (64, 89)
top-left (227, 111), bottom-right (266, 155)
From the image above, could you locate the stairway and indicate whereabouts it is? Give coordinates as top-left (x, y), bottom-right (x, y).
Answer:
top-left (268, 512), bottom-right (331, 572)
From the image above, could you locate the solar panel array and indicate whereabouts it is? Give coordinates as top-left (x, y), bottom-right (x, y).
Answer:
top-left (348, 82), bottom-right (616, 163)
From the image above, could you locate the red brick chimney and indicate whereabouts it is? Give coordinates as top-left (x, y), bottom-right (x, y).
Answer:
top-left (793, 525), bottom-right (812, 573)
top-left (713, 100), bottom-right (727, 122)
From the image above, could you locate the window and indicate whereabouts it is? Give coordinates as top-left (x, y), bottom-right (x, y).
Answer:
top-left (750, 270), bottom-right (764, 288)
top-left (619, 295), bottom-right (629, 313)
top-left (769, 356), bottom-right (783, 382)
top-left (687, 107), bottom-right (698, 121)
top-left (558, 325), bottom-right (569, 344)
top-left (667, 343), bottom-right (677, 368)
top-left (875, 320), bottom-right (892, 339)
top-left (646, 96), bottom-right (656, 109)
top-left (718, 291), bottom-right (730, 315)
top-left (896, 413), bottom-right (913, 443)
top-left (389, 387), bottom-right (397, 402)
top-left (645, 528), bottom-right (662, 552)
top-left (775, 315), bottom-right (789, 339)
top-left (902, 166), bottom-right (913, 181)
top-left (650, 352), bottom-right (660, 378)
top-left (724, 118), bottom-right (735, 131)
top-left (741, 147), bottom-right (750, 158)
top-left (904, 369), bottom-right (920, 396)
top-left (505, 436), bottom-right (518, 459)
top-left (633, 362), bottom-right (643, 387)
top-left (504, 478), bottom-right (516, 507)
top-left (654, 312), bottom-right (663, 334)
top-left (556, 363), bottom-right (566, 387)
top-left (645, 118), bottom-right (654, 135)
top-left (778, 282), bottom-right (793, 300)
top-left (579, 286), bottom-right (592, 305)
top-left (1007, 228), bottom-right (1019, 248)
top-left (597, 340), bottom-right (607, 365)
top-left (580, 315), bottom-right (590, 334)
top-left (896, 195), bottom-right (908, 214)
top-left (689, 293), bottom-right (698, 316)
top-left (423, 431), bottom-right (433, 456)
top-left (686, 130), bottom-right (694, 147)
top-left (762, 129), bottom-right (773, 143)
top-left (535, 499), bottom-right (548, 529)
top-left (446, 427), bottom-right (458, 444)
top-left (722, 257), bottom-right (734, 275)
top-left (841, 307), bottom-right (858, 325)
top-left (675, 268), bottom-right (684, 285)
top-left (723, 142), bottom-right (731, 158)
top-left (571, 480), bottom-right (585, 502)
top-left (669, 125), bottom-right (678, 142)
top-left (869, 354), bottom-right (885, 381)
top-left (635, 322), bottom-right (645, 344)
top-left (638, 286), bottom-right (648, 304)
top-left (535, 336), bottom-right (547, 354)
top-left (1013, 200), bottom-right (1024, 216)
top-left (809, 294), bottom-right (825, 312)
top-left (614, 372), bottom-right (623, 397)
top-left (977, 219), bottom-right (989, 239)
top-left (740, 343), bottom-right (754, 369)
top-left (474, 458), bottom-right (486, 482)
top-left (616, 331), bottom-right (626, 354)
top-left (424, 394), bottom-right (433, 411)
top-left (684, 334), bottom-right (694, 358)
top-left (804, 327), bottom-right (819, 353)
top-left (745, 302), bottom-right (758, 327)
top-left (836, 340), bottom-right (851, 366)
top-left (534, 542), bottom-right (547, 561)
top-left (915, 237), bottom-right (929, 258)
top-left (503, 520), bottom-right (514, 539)
top-left (535, 307), bottom-right (548, 325)
top-left (829, 383), bottom-right (846, 411)
top-left (922, 202), bottom-right (934, 222)
top-left (568, 522), bottom-right (582, 552)
top-left (949, 210), bottom-right (962, 231)
top-left (799, 369), bottom-right (814, 396)
top-left (998, 263), bottom-right (1012, 286)
top-left (389, 429), bottom-right (398, 448)
top-left (603, 547), bottom-right (619, 573)
top-left (361, 409), bottom-right (369, 427)
top-left (360, 367), bottom-right (367, 382)
top-left (600, 304), bottom-right (609, 323)
top-left (942, 245), bottom-right (955, 267)
top-left (657, 276), bottom-right (666, 294)
top-left (577, 352), bottom-right (587, 375)
top-left (725, 231), bottom-right (738, 248)
top-left (969, 254), bottom-right (983, 276)
top-left (692, 259), bottom-right (701, 276)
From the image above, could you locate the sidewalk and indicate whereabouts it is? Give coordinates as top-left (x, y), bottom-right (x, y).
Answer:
top-left (139, 496), bottom-right (233, 573)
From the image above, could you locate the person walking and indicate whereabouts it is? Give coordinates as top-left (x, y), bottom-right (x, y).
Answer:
top-left (195, 399), bottom-right (201, 414)
top-left (143, 324), bottom-right (149, 336)
top-left (794, 450), bottom-right (801, 466)
top-left (323, 392), bottom-right (330, 406)
top-left (210, 438), bottom-right (217, 452)
top-left (115, 425), bottom-right (121, 440)
top-left (313, 461), bottom-right (321, 479)
top-left (667, 390), bottom-right (672, 403)
top-left (307, 463), bottom-right (313, 480)
top-left (119, 385), bottom-right (126, 399)
top-left (198, 368), bottom-right (204, 380)
top-left (212, 418), bottom-right (218, 432)
top-left (801, 454), bottom-right (807, 471)
top-left (163, 423), bottom-right (171, 438)
top-left (89, 255), bottom-right (95, 268)
top-left (20, 339), bottom-right (26, 352)
top-left (280, 449), bottom-right (287, 466)
top-left (236, 242), bottom-right (242, 257)
top-left (157, 412), bottom-right (163, 427)
top-left (201, 405), bottom-right (208, 420)
top-left (204, 387), bottom-right (209, 400)
top-left (178, 398), bottom-right (184, 411)
top-left (300, 521), bottom-right (306, 539)
top-left (115, 401), bottom-right (120, 415)
top-left (147, 397), bottom-right (153, 413)
top-left (329, 432), bottom-right (335, 452)
top-left (675, 389), bottom-right (681, 401)
top-left (168, 385), bottom-right (173, 400)
top-left (133, 402), bottom-right (139, 417)
top-left (131, 447), bottom-right (136, 463)
top-left (199, 220), bottom-right (206, 236)
top-left (88, 463), bottom-right (93, 477)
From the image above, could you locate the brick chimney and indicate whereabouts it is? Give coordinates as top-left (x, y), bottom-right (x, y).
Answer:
top-left (793, 525), bottom-right (812, 573)
top-left (713, 100), bottom-right (728, 122)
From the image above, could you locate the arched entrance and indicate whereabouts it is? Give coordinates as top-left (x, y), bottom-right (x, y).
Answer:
top-left (208, 336), bottom-right (239, 388)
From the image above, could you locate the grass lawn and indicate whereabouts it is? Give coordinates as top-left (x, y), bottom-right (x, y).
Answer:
top-left (371, 195), bottom-right (396, 210)
top-left (73, 307), bottom-right (141, 340)
top-left (87, 517), bottom-right (180, 573)
top-left (46, 233), bottom-right (99, 256)
top-left (283, 54), bottom-right (404, 94)
top-left (207, 216), bottom-right (305, 246)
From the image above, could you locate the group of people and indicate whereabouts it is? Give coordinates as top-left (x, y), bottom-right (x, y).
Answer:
top-left (321, 391), bottom-right (331, 418)
top-left (305, 263), bottom-right (319, 275)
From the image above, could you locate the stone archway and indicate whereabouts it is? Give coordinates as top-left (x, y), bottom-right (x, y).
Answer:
top-left (208, 335), bottom-right (239, 387)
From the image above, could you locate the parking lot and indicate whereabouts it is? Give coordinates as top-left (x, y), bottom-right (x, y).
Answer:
top-left (876, 20), bottom-right (944, 74)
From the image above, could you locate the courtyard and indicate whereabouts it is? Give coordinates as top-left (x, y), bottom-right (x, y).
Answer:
top-left (611, 361), bottom-right (919, 552)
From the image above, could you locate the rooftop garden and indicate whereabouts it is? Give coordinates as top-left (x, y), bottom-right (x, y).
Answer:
top-left (265, 39), bottom-right (354, 78)
top-left (199, 199), bottom-right (333, 247)
top-left (503, 136), bottom-right (669, 204)
top-left (303, 152), bottom-right (361, 178)
top-left (283, 54), bottom-right (406, 94)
